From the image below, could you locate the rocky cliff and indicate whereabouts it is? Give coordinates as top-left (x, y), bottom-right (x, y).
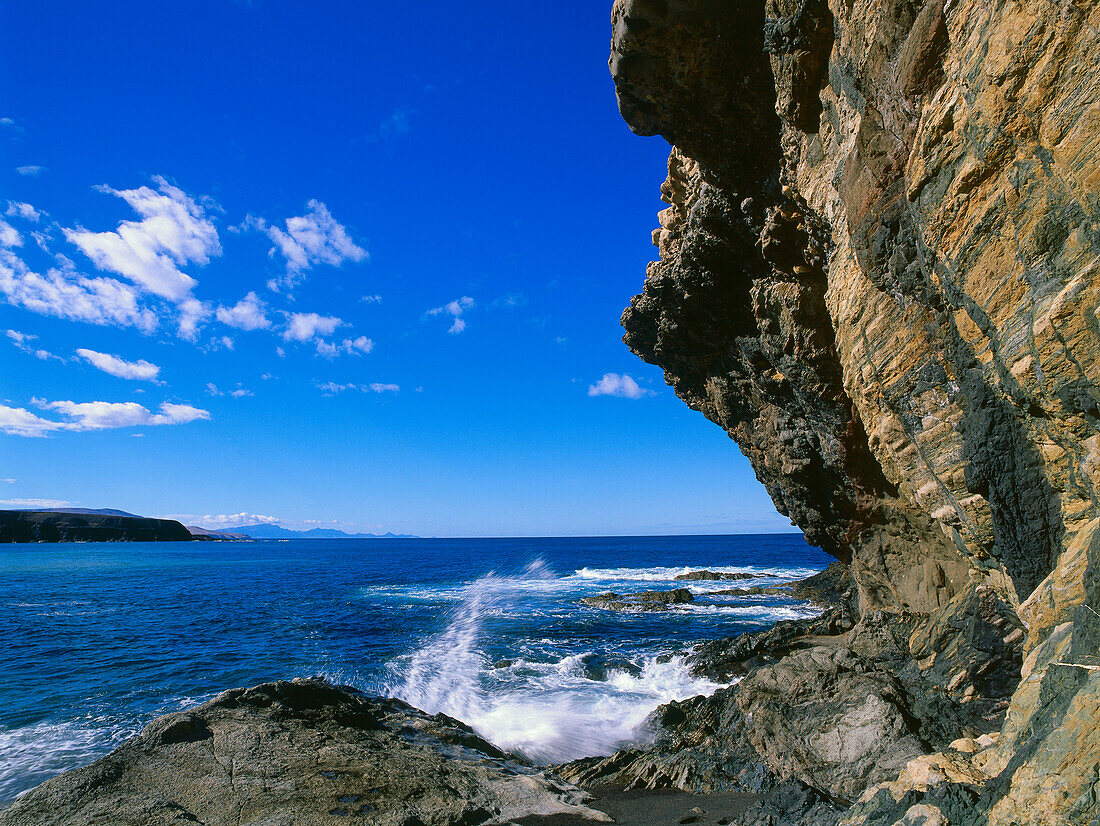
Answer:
top-left (0, 510), bottom-right (193, 542)
top-left (606, 0), bottom-right (1100, 822)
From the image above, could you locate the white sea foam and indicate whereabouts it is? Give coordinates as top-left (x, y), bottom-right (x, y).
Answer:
top-left (0, 719), bottom-right (136, 803)
top-left (570, 564), bottom-right (821, 583)
top-left (681, 604), bottom-right (823, 621)
top-left (385, 569), bottom-right (727, 764)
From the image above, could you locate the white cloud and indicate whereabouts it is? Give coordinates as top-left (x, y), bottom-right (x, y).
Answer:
top-left (0, 117), bottom-right (15, 127)
top-left (206, 382), bottom-right (252, 398)
top-left (161, 512), bottom-right (281, 529)
top-left (427, 296), bottom-right (475, 334)
top-left (0, 219), bottom-right (22, 248)
top-left (4, 329), bottom-right (58, 361)
top-left (15, 166), bottom-right (42, 177)
top-left (244, 201), bottom-right (367, 293)
top-left (1, 478), bottom-right (15, 484)
top-left (176, 298), bottom-right (211, 341)
top-left (216, 291), bottom-right (271, 330)
top-left (5, 202), bottom-right (40, 222)
top-left (587, 373), bottom-right (653, 399)
top-left (0, 249), bottom-right (158, 332)
top-left (316, 381), bottom-right (398, 395)
top-left (64, 176), bottom-right (220, 302)
top-left (0, 398), bottom-right (209, 437)
top-left (0, 405), bottom-right (65, 437)
top-left (315, 335), bottom-right (374, 359)
top-left (75, 348), bottom-right (161, 382)
top-left (283, 312), bottom-right (342, 342)
top-left (0, 498), bottom-right (74, 508)
top-left (361, 294), bottom-right (382, 303)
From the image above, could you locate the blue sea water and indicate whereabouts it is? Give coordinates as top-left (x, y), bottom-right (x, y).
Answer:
top-left (0, 534), bottom-right (829, 804)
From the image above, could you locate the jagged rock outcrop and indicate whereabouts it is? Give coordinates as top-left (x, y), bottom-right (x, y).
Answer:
top-left (581, 588), bottom-right (696, 610)
top-left (0, 510), bottom-right (193, 542)
top-left (608, 0), bottom-right (1100, 822)
top-left (0, 679), bottom-right (609, 826)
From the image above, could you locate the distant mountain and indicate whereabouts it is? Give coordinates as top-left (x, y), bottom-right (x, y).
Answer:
top-left (218, 523), bottom-right (417, 539)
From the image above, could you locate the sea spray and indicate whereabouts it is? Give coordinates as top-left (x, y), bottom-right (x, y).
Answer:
top-left (386, 560), bottom-right (727, 764)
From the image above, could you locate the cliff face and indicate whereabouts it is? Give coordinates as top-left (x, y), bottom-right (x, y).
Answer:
top-left (0, 510), bottom-right (193, 542)
top-left (612, 0), bottom-right (1100, 822)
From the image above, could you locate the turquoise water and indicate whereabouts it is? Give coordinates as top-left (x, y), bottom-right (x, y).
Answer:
top-left (0, 534), bottom-right (828, 802)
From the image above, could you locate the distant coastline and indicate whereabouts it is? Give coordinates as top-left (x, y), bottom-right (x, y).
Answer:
top-left (0, 508), bottom-right (418, 543)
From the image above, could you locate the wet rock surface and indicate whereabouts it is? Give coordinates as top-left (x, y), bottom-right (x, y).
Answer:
top-left (0, 679), bottom-right (609, 826)
top-left (674, 571), bottom-right (764, 581)
top-left (581, 588), bottom-right (696, 611)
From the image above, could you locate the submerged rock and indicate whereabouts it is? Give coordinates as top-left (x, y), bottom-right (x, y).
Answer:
top-left (0, 679), bottom-right (609, 826)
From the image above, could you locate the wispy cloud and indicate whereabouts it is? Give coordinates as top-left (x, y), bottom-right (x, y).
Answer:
top-left (0, 498), bottom-right (73, 509)
top-left (241, 200), bottom-right (367, 293)
top-left (15, 166), bottom-right (43, 177)
top-left (587, 373), bottom-right (653, 399)
top-left (0, 219), bottom-right (21, 248)
top-left (426, 296), bottom-right (475, 334)
top-left (216, 291), bottom-right (271, 330)
top-left (0, 398), bottom-right (210, 437)
top-left (364, 107), bottom-right (414, 144)
top-left (283, 312), bottom-right (342, 342)
top-left (205, 382), bottom-right (253, 398)
top-left (5, 329), bottom-right (56, 362)
top-left (5, 202), bottom-right (41, 222)
top-left (75, 348), bottom-right (161, 382)
top-left (315, 336), bottom-right (373, 358)
top-left (316, 381), bottom-right (399, 395)
top-left (64, 176), bottom-right (220, 303)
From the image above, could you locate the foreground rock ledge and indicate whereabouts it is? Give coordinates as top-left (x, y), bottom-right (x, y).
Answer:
top-left (0, 679), bottom-right (609, 826)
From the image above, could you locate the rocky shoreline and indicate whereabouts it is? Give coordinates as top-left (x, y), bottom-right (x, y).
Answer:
top-left (6, 0), bottom-right (1100, 821)
top-left (2, 552), bottom-right (1094, 824)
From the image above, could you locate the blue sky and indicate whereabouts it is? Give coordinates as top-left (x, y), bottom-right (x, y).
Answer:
top-left (0, 1), bottom-right (796, 537)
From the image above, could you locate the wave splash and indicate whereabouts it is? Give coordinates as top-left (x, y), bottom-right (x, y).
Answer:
top-left (384, 561), bottom-right (725, 765)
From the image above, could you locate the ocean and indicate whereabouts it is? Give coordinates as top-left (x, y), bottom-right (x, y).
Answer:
top-left (0, 534), bottom-right (829, 804)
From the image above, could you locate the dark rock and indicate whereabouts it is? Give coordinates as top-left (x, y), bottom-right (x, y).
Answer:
top-left (674, 571), bottom-right (763, 581)
top-left (0, 510), bottom-right (193, 543)
top-left (581, 588), bottom-right (695, 612)
top-left (0, 679), bottom-right (609, 826)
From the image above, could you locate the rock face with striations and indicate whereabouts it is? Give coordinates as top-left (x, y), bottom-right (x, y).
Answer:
top-left (605, 0), bottom-right (1100, 822)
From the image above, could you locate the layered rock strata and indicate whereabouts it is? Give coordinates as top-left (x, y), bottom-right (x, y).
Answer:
top-left (604, 0), bottom-right (1100, 822)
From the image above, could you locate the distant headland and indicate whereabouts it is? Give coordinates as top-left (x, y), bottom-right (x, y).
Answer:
top-left (0, 508), bottom-right (417, 542)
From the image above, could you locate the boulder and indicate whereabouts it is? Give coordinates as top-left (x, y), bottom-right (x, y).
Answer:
top-left (0, 679), bottom-right (609, 826)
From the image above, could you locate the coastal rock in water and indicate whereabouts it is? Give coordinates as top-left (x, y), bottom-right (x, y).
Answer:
top-left (674, 570), bottom-right (762, 581)
top-left (0, 679), bottom-right (610, 826)
top-left (581, 588), bottom-right (695, 611)
top-left (609, 0), bottom-right (1100, 821)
